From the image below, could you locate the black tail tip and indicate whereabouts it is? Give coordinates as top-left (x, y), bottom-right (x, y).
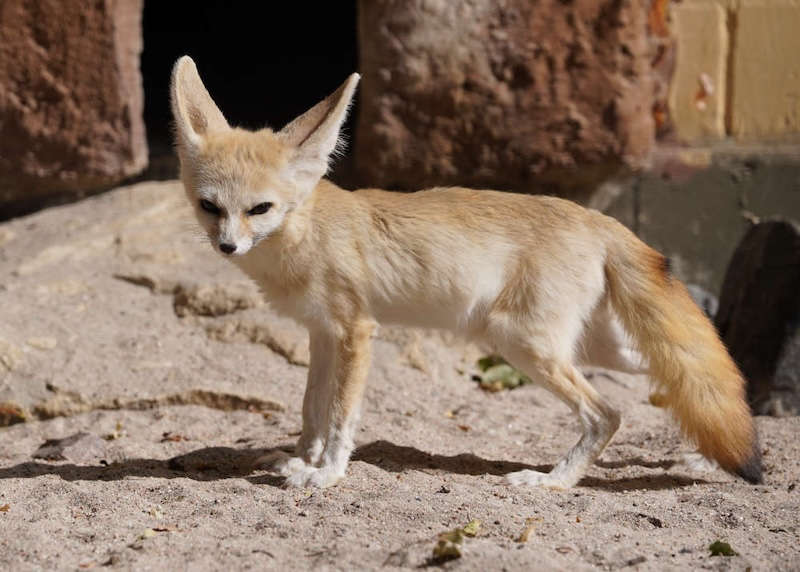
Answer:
top-left (735, 450), bottom-right (763, 484)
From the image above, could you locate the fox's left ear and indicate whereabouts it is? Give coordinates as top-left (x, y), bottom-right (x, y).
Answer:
top-left (279, 73), bottom-right (360, 189)
top-left (170, 56), bottom-right (229, 150)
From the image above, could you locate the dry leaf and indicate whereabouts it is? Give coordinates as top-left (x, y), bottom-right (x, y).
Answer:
top-left (104, 421), bottom-right (125, 441)
top-left (433, 528), bottom-right (464, 561)
top-left (0, 504), bottom-right (10, 512)
top-left (517, 517), bottom-right (541, 543)
top-left (462, 519), bottom-right (481, 537)
top-left (0, 402), bottom-right (26, 427)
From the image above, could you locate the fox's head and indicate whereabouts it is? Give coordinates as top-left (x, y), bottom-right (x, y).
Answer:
top-left (170, 56), bottom-right (359, 256)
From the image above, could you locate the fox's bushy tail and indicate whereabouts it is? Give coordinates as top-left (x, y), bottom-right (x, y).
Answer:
top-left (604, 224), bottom-right (762, 483)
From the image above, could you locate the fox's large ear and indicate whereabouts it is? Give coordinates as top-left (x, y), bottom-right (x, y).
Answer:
top-left (170, 56), bottom-right (229, 149)
top-left (279, 73), bottom-right (360, 187)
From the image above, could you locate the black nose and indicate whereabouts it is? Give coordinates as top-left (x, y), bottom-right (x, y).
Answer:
top-left (219, 243), bottom-right (236, 254)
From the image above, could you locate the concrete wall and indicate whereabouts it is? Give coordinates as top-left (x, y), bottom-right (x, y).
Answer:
top-left (613, 0), bottom-right (800, 295)
top-left (603, 147), bottom-right (800, 294)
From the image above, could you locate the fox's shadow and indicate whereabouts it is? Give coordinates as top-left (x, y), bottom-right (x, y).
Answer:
top-left (0, 439), bottom-right (702, 491)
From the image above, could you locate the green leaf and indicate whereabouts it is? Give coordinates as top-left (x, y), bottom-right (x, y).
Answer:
top-left (474, 356), bottom-right (532, 391)
top-left (477, 355), bottom-right (505, 372)
top-left (709, 540), bottom-right (737, 557)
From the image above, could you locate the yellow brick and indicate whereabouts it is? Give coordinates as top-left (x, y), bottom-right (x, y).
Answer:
top-left (731, 0), bottom-right (800, 140)
top-left (668, 1), bottom-right (728, 142)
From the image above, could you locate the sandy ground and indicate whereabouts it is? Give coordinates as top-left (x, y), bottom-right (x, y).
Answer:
top-left (0, 181), bottom-right (798, 571)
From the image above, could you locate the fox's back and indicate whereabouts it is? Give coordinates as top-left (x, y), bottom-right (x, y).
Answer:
top-left (308, 184), bottom-right (611, 330)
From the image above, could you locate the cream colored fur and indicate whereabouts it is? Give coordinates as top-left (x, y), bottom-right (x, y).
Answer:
top-left (170, 57), bottom-right (761, 489)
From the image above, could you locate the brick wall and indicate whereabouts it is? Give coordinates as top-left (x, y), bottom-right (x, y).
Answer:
top-left (669, 0), bottom-right (800, 143)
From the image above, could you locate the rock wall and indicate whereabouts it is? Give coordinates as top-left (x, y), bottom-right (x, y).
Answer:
top-left (0, 0), bottom-right (147, 217)
top-left (356, 0), bottom-right (661, 197)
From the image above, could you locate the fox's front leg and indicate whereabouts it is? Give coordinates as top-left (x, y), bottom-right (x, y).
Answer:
top-left (296, 331), bottom-right (337, 464)
top-left (265, 331), bottom-right (334, 477)
top-left (284, 319), bottom-right (374, 488)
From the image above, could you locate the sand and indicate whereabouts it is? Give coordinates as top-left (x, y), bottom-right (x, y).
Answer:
top-left (0, 181), bottom-right (798, 571)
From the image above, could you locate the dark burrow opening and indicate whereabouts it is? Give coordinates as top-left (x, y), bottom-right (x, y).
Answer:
top-left (141, 1), bottom-right (359, 183)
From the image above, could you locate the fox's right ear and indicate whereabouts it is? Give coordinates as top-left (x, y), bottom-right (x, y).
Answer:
top-left (170, 56), bottom-right (229, 149)
top-left (278, 73), bottom-right (360, 190)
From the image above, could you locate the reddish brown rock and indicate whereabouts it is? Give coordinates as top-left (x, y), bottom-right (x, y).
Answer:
top-left (0, 0), bottom-right (147, 217)
top-left (356, 0), bottom-right (658, 198)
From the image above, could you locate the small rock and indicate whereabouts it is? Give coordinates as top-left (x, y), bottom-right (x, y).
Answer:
top-left (33, 432), bottom-right (108, 463)
top-left (0, 228), bottom-right (16, 248)
top-left (0, 338), bottom-right (23, 371)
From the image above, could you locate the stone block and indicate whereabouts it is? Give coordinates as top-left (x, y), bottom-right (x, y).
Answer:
top-left (668, 1), bottom-right (728, 142)
top-left (0, 0), bottom-right (147, 217)
top-left (731, 0), bottom-right (800, 139)
top-left (606, 149), bottom-right (800, 294)
top-left (636, 166), bottom-right (748, 291)
top-left (356, 0), bottom-right (657, 197)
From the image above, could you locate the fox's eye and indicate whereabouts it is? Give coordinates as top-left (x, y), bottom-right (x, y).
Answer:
top-left (199, 199), bottom-right (221, 215)
top-left (247, 202), bottom-right (272, 216)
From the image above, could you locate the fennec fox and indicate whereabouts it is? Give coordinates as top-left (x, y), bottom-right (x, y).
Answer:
top-left (170, 56), bottom-right (762, 489)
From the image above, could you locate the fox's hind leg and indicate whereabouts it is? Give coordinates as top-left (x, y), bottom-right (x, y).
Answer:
top-left (486, 256), bottom-right (620, 488)
top-left (503, 351), bottom-right (621, 489)
top-left (487, 297), bottom-right (621, 489)
top-left (578, 297), bottom-right (646, 374)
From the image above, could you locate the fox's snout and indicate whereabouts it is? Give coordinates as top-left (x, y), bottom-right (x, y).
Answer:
top-left (214, 214), bottom-right (253, 256)
top-left (219, 242), bottom-right (237, 255)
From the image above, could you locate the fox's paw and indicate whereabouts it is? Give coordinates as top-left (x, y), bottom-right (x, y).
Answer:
top-left (255, 451), bottom-right (308, 476)
top-left (284, 465), bottom-right (344, 489)
top-left (679, 452), bottom-right (719, 473)
top-left (505, 469), bottom-right (570, 490)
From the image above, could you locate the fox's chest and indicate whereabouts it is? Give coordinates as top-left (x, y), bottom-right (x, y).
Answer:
top-left (233, 254), bottom-right (311, 318)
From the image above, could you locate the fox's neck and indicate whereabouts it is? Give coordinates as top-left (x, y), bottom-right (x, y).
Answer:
top-left (231, 180), bottom-right (335, 312)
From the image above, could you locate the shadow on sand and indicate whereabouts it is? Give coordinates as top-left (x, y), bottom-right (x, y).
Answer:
top-left (0, 439), bottom-right (707, 491)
